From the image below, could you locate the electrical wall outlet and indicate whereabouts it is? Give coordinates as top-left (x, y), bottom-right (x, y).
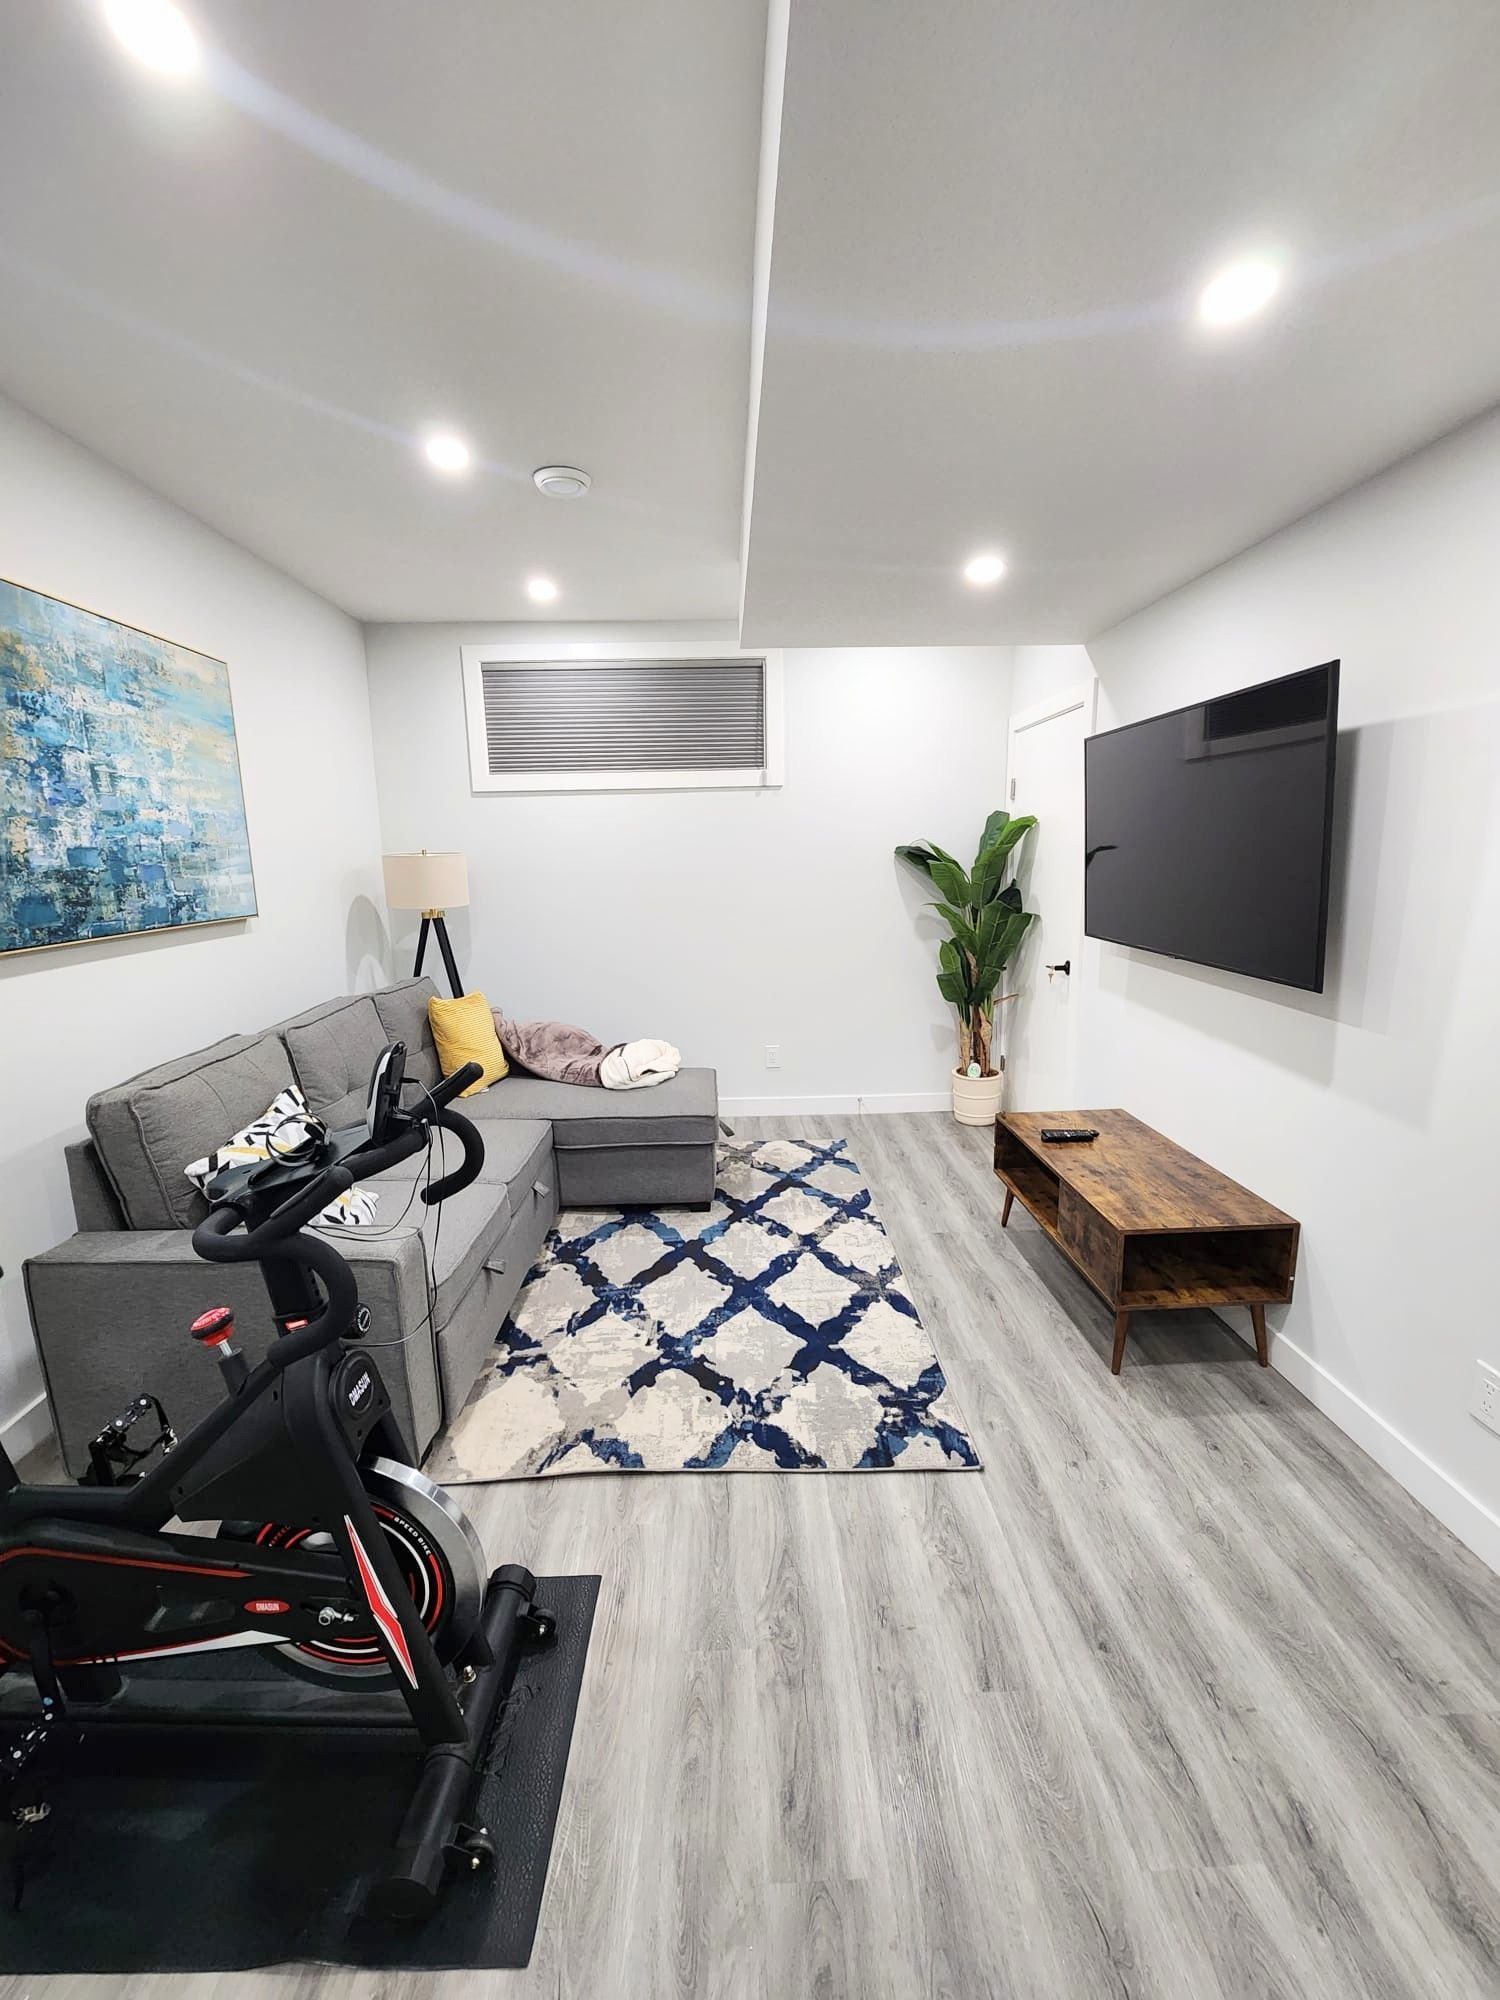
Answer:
top-left (764, 1044), bottom-right (781, 1070)
top-left (1472, 1361), bottom-right (1500, 1437)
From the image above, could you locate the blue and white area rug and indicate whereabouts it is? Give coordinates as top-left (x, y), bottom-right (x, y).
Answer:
top-left (430, 1137), bottom-right (980, 1482)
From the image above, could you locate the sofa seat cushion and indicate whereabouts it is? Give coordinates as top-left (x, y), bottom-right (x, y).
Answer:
top-left (359, 1173), bottom-right (518, 1329)
top-left (274, 994), bottom-right (389, 1119)
top-left (461, 1067), bottom-right (717, 1149)
top-left (87, 1033), bottom-right (297, 1229)
top-left (366, 1119), bottom-right (552, 1224)
top-left (371, 977), bottom-right (443, 1089)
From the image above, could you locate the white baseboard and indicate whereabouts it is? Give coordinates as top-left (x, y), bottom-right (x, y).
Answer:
top-left (2, 1391), bottom-right (55, 1467)
top-left (719, 1091), bottom-right (952, 1117)
top-left (1222, 1315), bottom-right (1500, 1575)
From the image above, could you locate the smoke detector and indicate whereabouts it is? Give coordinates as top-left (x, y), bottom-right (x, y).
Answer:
top-left (532, 465), bottom-right (592, 499)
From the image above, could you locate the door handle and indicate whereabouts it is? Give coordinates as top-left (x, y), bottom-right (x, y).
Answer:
top-left (1046, 959), bottom-right (1072, 977)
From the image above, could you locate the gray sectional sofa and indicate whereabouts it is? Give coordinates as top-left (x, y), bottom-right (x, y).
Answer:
top-left (25, 976), bottom-right (717, 1477)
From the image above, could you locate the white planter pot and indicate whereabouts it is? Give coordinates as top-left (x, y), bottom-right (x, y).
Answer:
top-left (951, 1067), bottom-right (1004, 1126)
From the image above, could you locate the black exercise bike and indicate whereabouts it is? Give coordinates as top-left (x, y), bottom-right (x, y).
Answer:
top-left (0, 1044), bottom-right (555, 1917)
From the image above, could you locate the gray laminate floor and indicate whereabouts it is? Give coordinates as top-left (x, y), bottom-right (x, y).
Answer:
top-left (5, 1113), bottom-right (1497, 2000)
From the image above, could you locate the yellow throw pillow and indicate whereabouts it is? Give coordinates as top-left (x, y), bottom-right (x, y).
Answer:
top-left (427, 991), bottom-right (509, 1097)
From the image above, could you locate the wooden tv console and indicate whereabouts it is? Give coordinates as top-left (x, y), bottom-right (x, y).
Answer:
top-left (994, 1110), bottom-right (1299, 1374)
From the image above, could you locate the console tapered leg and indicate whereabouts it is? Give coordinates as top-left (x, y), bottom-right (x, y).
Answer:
top-left (1000, 1188), bottom-right (1014, 1228)
top-left (1249, 1302), bottom-right (1269, 1366)
top-left (1111, 1310), bottom-right (1131, 1375)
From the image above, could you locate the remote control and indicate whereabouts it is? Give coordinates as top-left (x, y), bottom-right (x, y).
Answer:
top-left (1039, 1126), bottom-right (1099, 1143)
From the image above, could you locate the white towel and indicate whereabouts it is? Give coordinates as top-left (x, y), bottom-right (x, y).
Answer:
top-left (600, 1038), bottom-right (682, 1090)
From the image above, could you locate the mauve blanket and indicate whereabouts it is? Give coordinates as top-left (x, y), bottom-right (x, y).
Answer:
top-left (492, 1011), bottom-right (617, 1086)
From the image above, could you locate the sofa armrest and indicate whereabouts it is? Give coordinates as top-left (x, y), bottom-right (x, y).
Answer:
top-left (24, 1229), bottom-right (442, 1481)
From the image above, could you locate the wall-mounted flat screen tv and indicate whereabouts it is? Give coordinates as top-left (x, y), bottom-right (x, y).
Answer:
top-left (1084, 660), bottom-right (1340, 992)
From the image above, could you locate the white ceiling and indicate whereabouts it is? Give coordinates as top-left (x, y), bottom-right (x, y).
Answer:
top-left (741, 0), bottom-right (1500, 643)
top-left (2, 2), bottom-right (1499, 639)
top-left (0, 1), bottom-right (765, 623)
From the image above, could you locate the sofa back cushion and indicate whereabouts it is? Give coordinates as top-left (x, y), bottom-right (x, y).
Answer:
top-left (275, 993), bottom-right (389, 1127)
top-left (86, 1032), bottom-right (296, 1229)
top-left (66, 1138), bottom-right (128, 1232)
top-left (85, 980), bottom-right (448, 1229)
top-left (371, 977), bottom-right (442, 1089)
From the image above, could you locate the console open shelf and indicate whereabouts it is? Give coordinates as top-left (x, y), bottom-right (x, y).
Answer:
top-left (994, 1110), bottom-right (1299, 1374)
top-left (993, 1143), bottom-right (1061, 1240)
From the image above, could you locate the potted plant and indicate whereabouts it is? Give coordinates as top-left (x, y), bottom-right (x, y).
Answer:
top-left (896, 811), bottom-right (1039, 1125)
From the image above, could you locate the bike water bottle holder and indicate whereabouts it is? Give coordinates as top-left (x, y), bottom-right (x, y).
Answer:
top-left (85, 1394), bottom-right (178, 1488)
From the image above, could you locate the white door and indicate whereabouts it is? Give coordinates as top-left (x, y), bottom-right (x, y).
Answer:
top-left (1003, 687), bottom-right (1093, 1113)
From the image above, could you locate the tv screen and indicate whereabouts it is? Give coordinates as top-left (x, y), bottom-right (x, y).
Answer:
top-left (1084, 661), bottom-right (1340, 992)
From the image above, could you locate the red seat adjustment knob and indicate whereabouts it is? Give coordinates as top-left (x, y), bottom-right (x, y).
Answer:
top-left (190, 1306), bottom-right (235, 1345)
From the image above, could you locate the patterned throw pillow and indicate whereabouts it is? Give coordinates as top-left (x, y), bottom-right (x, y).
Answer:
top-left (183, 1085), bottom-right (380, 1230)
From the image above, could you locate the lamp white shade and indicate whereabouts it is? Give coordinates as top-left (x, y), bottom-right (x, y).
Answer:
top-left (382, 849), bottom-right (469, 912)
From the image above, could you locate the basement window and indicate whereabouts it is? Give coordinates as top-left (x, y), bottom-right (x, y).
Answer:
top-left (460, 644), bottom-right (783, 793)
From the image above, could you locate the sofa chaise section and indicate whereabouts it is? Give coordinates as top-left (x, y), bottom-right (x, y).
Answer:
top-left (464, 1067), bottom-right (718, 1207)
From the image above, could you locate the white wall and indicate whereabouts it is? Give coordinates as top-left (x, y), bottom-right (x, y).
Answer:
top-left (1011, 644), bottom-right (1095, 718)
top-left (363, 623), bottom-right (1013, 1110)
top-left (1079, 409), bottom-right (1500, 1570)
top-left (0, 396), bottom-right (385, 1454)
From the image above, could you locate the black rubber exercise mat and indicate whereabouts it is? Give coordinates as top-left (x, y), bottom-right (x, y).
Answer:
top-left (0, 1573), bottom-right (598, 1972)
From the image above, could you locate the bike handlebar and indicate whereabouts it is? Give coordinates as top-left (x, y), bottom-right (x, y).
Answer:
top-left (419, 1060), bottom-right (483, 1112)
top-left (423, 1105), bottom-right (483, 1205)
top-left (188, 1055), bottom-right (489, 1361)
top-left (192, 1204), bottom-right (360, 1370)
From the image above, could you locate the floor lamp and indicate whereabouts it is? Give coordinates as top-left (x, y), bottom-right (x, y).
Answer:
top-left (382, 849), bottom-right (468, 998)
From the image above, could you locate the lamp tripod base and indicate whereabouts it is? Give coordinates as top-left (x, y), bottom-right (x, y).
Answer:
top-left (414, 912), bottom-right (464, 997)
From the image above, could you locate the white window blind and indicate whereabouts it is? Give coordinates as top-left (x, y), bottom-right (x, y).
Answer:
top-left (460, 646), bottom-right (783, 793)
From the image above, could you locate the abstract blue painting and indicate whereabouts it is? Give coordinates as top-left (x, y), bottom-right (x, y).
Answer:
top-left (0, 578), bottom-right (256, 955)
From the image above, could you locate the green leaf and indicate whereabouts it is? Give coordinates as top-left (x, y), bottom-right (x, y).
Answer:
top-left (934, 906), bottom-right (981, 956)
top-left (928, 856), bottom-right (972, 907)
top-left (897, 838), bottom-right (966, 881)
top-left (969, 844), bottom-right (1002, 907)
top-left (894, 842), bottom-right (938, 881)
top-left (996, 910), bottom-right (1038, 963)
top-left (978, 808), bottom-right (1012, 856)
top-left (936, 970), bottom-right (967, 1006)
top-left (973, 815), bottom-right (1038, 903)
top-left (984, 814), bottom-right (1037, 866)
top-left (973, 915), bottom-right (1027, 981)
top-left (975, 901), bottom-right (1008, 951)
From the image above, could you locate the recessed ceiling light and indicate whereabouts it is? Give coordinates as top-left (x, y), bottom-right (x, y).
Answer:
top-left (1197, 257), bottom-right (1282, 328)
top-left (963, 552), bottom-right (1007, 587)
top-left (526, 576), bottom-right (559, 604)
top-left (102, 0), bottom-right (200, 74)
top-left (421, 431), bottom-right (471, 474)
top-left (532, 465), bottom-right (592, 499)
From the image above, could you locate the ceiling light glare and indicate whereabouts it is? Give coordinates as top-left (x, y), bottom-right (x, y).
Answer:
top-left (963, 551), bottom-right (1008, 587)
top-left (102, 0), bottom-right (200, 75)
top-left (422, 431), bottom-right (472, 474)
top-left (526, 575), bottom-right (559, 603)
top-left (1197, 257), bottom-right (1282, 328)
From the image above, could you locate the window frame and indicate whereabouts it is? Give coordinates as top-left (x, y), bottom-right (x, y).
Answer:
top-left (459, 640), bottom-right (785, 794)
